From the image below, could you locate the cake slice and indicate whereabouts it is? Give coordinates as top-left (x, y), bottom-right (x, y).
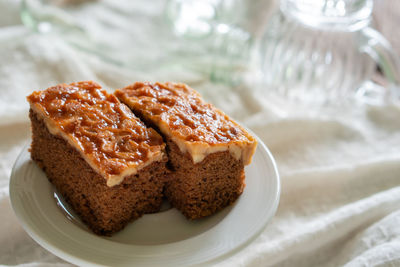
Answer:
top-left (27, 81), bottom-right (167, 235)
top-left (115, 82), bottom-right (257, 219)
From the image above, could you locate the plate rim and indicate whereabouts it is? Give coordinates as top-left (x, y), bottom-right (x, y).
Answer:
top-left (9, 137), bottom-right (280, 267)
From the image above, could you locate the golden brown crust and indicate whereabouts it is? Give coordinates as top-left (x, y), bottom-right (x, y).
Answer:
top-left (27, 81), bottom-right (165, 186)
top-left (115, 82), bottom-right (257, 164)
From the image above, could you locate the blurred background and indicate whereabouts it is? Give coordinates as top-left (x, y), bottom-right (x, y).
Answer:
top-left (10, 0), bottom-right (400, 108)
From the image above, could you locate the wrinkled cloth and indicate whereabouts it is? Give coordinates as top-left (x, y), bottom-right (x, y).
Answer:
top-left (1, 1), bottom-right (400, 267)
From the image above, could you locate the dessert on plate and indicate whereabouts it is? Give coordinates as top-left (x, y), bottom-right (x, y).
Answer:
top-left (26, 80), bottom-right (257, 235)
top-left (27, 81), bottom-right (167, 235)
top-left (115, 82), bottom-right (257, 219)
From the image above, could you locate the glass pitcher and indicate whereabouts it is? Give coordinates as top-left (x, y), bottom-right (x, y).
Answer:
top-left (258, 0), bottom-right (400, 105)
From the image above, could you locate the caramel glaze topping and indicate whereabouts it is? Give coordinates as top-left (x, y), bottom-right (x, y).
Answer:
top-left (115, 82), bottom-right (257, 165)
top-left (27, 81), bottom-right (165, 186)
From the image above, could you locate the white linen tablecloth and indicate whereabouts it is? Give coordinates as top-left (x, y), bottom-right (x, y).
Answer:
top-left (1, 0), bottom-right (400, 266)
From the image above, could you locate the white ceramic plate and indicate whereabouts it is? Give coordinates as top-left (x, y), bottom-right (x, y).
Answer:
top-left (9, 137), bottom-right (280, 267)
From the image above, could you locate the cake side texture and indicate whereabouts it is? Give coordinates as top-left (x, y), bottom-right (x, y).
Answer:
top-left (164, 137), bottom-right (245, 219)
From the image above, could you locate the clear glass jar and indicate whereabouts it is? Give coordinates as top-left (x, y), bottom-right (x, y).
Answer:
top-left (258, 0), bottom-right (400, 105)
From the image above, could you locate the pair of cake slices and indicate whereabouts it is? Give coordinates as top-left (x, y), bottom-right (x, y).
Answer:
top-left (27, 81), bottom-right (257, 235)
